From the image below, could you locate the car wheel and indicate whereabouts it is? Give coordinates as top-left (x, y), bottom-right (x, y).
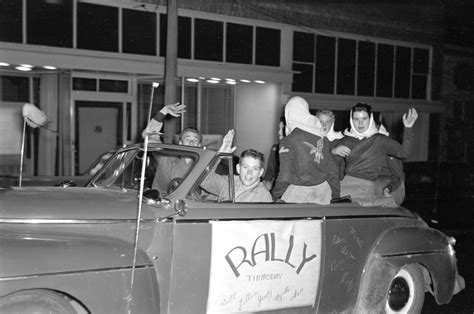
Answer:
top-left (0, 289), bottom-right (84, 313)
top-left (385, 264), bottom-right (425, 314)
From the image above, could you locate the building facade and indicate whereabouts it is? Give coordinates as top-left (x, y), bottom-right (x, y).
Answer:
top-left (0, 0), bottom-right (466, 176)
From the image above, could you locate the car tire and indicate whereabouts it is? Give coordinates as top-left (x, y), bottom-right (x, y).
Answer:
top-left (385, 264), bottom-right (425, 314)
top-left (0, 289), bottom-right (82, 313)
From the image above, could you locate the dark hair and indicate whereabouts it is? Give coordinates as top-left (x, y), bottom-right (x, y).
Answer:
top-left (351, 102), bottom-right (372, 116)
top-left (179, 127), bottom-right (202, 142)
top-left (240, 149), bottom-right (264, 165)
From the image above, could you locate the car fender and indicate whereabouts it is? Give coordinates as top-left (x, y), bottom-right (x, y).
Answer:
top-left (0, 229), bottom-right (152, 278)
top-left (0, 230), bottom-right (159, 313)
top-left (353, 226), bottom-right (456, 311)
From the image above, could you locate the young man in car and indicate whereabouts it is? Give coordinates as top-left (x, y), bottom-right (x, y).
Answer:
top-left (142, 103), bottom-right (202, 193)
top-left (200, 130), bottom-right (272, 202)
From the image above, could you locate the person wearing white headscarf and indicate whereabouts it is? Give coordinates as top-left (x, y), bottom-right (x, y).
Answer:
top-left (316, 109), bottom-right (343, 142)
top-left (332, 102), bottom-right (418, 206)
top-left (271, 96), bottom-right (340, 204)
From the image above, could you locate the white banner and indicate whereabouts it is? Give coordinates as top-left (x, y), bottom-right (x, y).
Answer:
top-left (207, 220), bottom-right (322, 313)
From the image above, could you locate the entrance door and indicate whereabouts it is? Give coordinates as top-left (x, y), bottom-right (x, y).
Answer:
top-left (76, 101), bottom-right (123, 174)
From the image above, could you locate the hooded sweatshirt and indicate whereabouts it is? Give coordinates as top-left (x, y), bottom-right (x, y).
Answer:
top-left (272, 96), bottom-right (340, 199)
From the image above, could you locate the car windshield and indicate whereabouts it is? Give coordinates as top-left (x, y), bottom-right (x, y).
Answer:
top-left (91, 147), bottom-right (198, 196)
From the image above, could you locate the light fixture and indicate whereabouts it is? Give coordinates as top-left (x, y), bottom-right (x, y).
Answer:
top-left (206, 79), bottom-right (219, 84)
top-left (225, 78), bottom-right (236, 82)
top-left (16, 66), bottom-right (32, 71)
top-left (226, 81), bottom-right (237, 85)
top-left (240, 79), bottom-right (251, 83)
top-left (254, 80), bottom-right (265, 84)
top-left (0, 62), bottom-right (9, 66)
top-left (43, 65), bottom-right (57, 70)
top-left (20, 64), bottom-right (33, 68)
top-left (210, 77), bottom-right (221, 81)
top-left (186, 78), bottom-right (199, 82)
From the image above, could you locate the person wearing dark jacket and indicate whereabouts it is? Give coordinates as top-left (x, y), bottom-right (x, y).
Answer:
top-left (262, 116), bottom-right (285, 191)
top-left (272, 96), bottom-right (340, 204)
top-left (332, 103), bottom-right (417, 206)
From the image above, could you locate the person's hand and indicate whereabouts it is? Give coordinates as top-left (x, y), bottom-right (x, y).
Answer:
top-left (161, 102), bottom-right (186, 117)
top-left (383, 187), bottom-right (392, 197)
top-left (402, 108), bottom-right (418, 128)
top-left (331, 145), bottom-right (351, 157)
top-left (219, 129), bottom-right (237, 153)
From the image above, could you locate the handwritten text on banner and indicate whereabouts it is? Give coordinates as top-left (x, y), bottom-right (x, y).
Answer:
top-left (206, 220), bottom-right (322, 313)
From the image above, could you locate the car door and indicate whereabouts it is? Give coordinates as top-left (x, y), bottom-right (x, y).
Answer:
top-left (160, 155), bottom-right (328, 314)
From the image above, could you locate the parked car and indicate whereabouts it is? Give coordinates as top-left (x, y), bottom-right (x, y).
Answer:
top-left (0, 144), bottom-right (463, 313)
top-left (403, 161), bottom-right (474, 229)
top-left (0, 149), bottom-right (116, 187)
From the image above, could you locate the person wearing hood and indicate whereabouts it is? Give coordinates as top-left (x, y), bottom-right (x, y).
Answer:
top-left (315, 109), bottom-right (343, 142)
top-left (271, 96), bottom-right (340, 204)
top-left (332, 102), bottom-right (418, 206)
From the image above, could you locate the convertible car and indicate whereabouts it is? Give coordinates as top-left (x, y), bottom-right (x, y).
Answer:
top-left (0, 143), bottom-right (463, 313)
top-left (0, 149), bottom-right (116, 187)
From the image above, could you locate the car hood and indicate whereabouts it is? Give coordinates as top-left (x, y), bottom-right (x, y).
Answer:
top-left (0, 186), bottom-right (154, 220)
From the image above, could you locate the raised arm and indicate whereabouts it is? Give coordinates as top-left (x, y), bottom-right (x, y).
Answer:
top-left (142, 103), bottom-right (186, 142)
top-left (384, 108), bottom-right (418, 159)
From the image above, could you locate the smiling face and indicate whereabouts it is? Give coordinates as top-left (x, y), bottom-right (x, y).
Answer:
top-left (236, 156), bottom-right (264, 187)
top-left (179, 130), bottom-right (201, 147)
top-left (352, 110), bottom-right (370, 133)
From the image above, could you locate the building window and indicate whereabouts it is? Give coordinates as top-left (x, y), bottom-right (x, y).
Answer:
top-left (77, 3), bottom-right (118, 52)
top-left (292, 63), bottom-right (313, 93)
top-left (315, 35), bottom-right (336, 94)
top-left (357, 41), bottom-right (376, 96)
top-left (412, 48), bottom-right (429, 99)
top-left (292, 31), bottom-right (430, 100)
top-left (194, 18), bottom-right (223, 62)
top-left (293, 31), bottom-right (315, 63)
top-left (0, 0), bottom-right (22, 43)
top-left (255, 27), bottom-right (280, 67)
top-left (99, 79), bottom-right (128, 93)
top-left (337, 38), bottom-right (356, 95)
top-left (376, 43), bottom-right (394, 98)
top-left (394, 46), bottom-right (411, 98)
top-left (26, 0), bottom-right (72, 48)
top-left (160, 14), bottom-right (192, 59)
top-left (226, 22), bottom-right (253, 64)
top-left (122, 8), bottom-right (156, 56)
top-left (1, 76), bottom-right (29, 102)
top-left (73, 78), bottom-right (97, 91)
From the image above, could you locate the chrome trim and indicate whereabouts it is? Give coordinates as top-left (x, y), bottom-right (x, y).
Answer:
top-left (0, 218), bottom-right (157, 224)
top-left (0, 265), bottom-right (153, 281)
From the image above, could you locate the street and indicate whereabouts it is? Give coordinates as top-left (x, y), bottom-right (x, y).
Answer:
top-left (422, 229), bottom-right (474, 313)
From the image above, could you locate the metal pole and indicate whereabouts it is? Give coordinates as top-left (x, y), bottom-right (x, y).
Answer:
top-left (163, 0), bottom-right (178, 143)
